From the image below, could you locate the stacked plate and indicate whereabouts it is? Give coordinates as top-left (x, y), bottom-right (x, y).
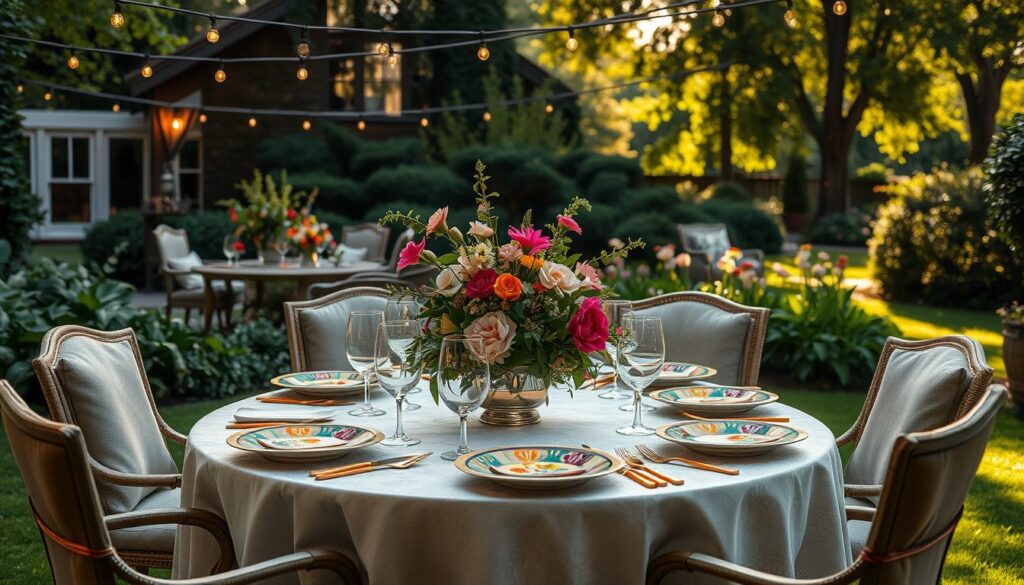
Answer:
top-left (227, 424), bottom-right (383, 462)
top-left (649, 386), bottom-right (778, 416)
top-left (270, 370), bottom-right (376, 398)
top-left (649, 362), bottom-right (716, 388)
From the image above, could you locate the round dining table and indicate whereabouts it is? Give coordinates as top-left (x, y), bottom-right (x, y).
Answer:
top-left (174, 386), bottom-right (852, 585)
top-left (192, 260), bottom-right (386, 330)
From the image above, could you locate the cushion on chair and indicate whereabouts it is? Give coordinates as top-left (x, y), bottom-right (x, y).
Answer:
top-left (298, 295), bottom-right (388, 370)
top-left (343, 231), bottom-right (385, 261)
top-left (166, 252), bottom-right (203, 290)
top-left (844, 346), bottom-right (971, 491)
top-left (338, 244), bottom-right (368, 265)
top-left (55, 338), bottom-right (178, 513)
top-left (636, 300), bottom-right (752, 385)
top-left (108, 487), bottom-right (181, 553)
top-left (683, 228), bottom-right (730, 262)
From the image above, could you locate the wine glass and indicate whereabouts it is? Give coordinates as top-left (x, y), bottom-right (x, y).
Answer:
top-left (437, 335), bottom-right (490, 461)
top-left (616, 315), bottom-right (665, 436)
top-left (273, 238), bottom-right (290, 268)
top-left (347, 311), bottom-right (387, 417)
top-left (388, 297), bottom-right (425, 402)
top-left (222, 235), bottom-right (241, 265)
top-left (600, 299), bottom-right (633, 400)
top-left (374, 320), bottom-right (422, 446)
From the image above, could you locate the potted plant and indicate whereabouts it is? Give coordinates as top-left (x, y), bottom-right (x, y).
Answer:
top-left (782, 150), bottom-right (810, 233)
top-left (985, 113), bottom-right (1024, 412)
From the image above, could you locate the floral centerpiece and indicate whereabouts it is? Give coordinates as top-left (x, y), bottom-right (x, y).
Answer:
top-left (287, 212), bottom-right (335, 267)
top-left (380, 161), bottom-right (642, 425)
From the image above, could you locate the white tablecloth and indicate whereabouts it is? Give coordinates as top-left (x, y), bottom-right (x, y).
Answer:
top-left (174, 386), bottom-right (851, 585)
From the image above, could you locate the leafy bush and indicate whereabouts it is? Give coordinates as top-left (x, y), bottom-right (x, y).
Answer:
top-left (0, 257), bottom-right (288, 401)
top-left (575, 154), bottom-right (643, 190)
top-left (612, 213), bottom-right (678, 259)
top-left (985, 113), bottom-right (1024, 261)
top-left (254, 133), bottom-right (335, 174)
top-left (289, 172), bottom-right (367, 215)
top-left (349, 138), bottom-right (425, 180)
top-left (554, 148), bottom-right (595, 179)
top-left (447, 145), bottom-right (568, 216)
top-left (807, 208), bottom-right (873, 246)
top-left (782, 152), bottom-right (810, 214)
top-left (81, 210), bottom-right (145, 283)
top-left (320, 123), bottom-right (364, 175)
top-left (856, 162), bottom-right (892, 183)
top-left (710, 182), bottom-right (755, 205)
top-left (173, 212), bottom-right (236, 261)
top-left (870, 167), bottom-right (1024, 309)
top-left (699, 201), bottom-right (784, 253)
top-left (585, 171), bottom-right (631, 203)
top-left (363, 165), bottom-right (470, 209)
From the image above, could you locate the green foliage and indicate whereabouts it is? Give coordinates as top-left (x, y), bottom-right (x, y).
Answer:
top-left (855, 162), bottom-right (892, 183)
top-left (870, 167), bottom-right (1024, 309)
top-left (807, 208), bottom-right (874, 246)
top-left (81, 210), bottom-right (145, 283)
top-left (699, 201), bottom-right (784, 253)
top-left (584, 171), bottom-right (631, 203)
top-left (711, 182), bottom-right (755, 205)
top-left (255, 133), bottom-right (335, 174)
top-left (349, 139), bottom-right (425, 180)
top-left (554, 148), bottom-right (595, 179)
top-left (289, 172), bottom-right (366, 215)
top-left (364, 165), bottom-right (470, 209)
top-left (984, 113), bottom-right (1024, 261)
top-left (575, 154), bottom-right (643, 190)
top-left (173, 212), bottom-right (236, 260)
top-left (446, 145), bottom-right (570, 218)
top-left (319, 123), bottom-right (364, 174)
top-left (782, 152), bottom-right (810, 214)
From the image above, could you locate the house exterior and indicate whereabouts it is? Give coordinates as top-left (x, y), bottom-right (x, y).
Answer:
top-left (22, 0), bottom-right (570, 241)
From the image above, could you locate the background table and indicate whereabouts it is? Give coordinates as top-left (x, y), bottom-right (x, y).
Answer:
top-left (175, 387), bottom-right (851, 585)
top-left (193, 260), bottom-right (386, 330)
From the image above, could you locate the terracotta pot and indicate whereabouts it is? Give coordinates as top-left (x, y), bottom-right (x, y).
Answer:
top-left (479, 369), bottom-right (548, 426)
top-left (783, 212), bottom-right (808, 234)
top-left (1003, 321), bottom-right (1024, 410)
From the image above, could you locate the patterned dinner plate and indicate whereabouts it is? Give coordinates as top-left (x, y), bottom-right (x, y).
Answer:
top-left (455, 446), bottom-right (624, 490)
top-left (649, 386), bottom-right (778, 416)
top-left (226, 424), bottom-right (383, 462)
top-left (656, 420), bottom-right (807, 457)
top-left (270, 370), bottom-right (377, 398)
top-left (649, 362), bottom-right (716, 388)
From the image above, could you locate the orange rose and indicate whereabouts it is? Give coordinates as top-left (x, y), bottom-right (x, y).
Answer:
top-left (519, 255), bottom-right (544, 270)
top-left (493, 273), bottom-right (523, 301)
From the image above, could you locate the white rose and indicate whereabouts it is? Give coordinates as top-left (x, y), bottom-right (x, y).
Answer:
top-left (538, 262), bottom-right (582, 296)
top-left (435, 266), bottom-right (465, 297)
top-left (464, 311), bottom-right (517, 364)
top-left (468, 221), bottom-right (494, 238)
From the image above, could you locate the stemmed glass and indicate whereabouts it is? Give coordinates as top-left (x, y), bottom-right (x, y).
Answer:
top-left (437, 335), bottom-right (490, 461)
top-left (273, 238), bottom-right (290, 268)
top-left (387, 297), bottom-right (425, 406)
top-left (616, 315), bottom-right (665, 436)
top-left (374, 320), bottom-right (422, 446)
top-left (222, 235), bottom-right (242, 266)
top-left (600, 299), bottom-right (633, 400)
top-left (347, 311), bottom-right (387, 417)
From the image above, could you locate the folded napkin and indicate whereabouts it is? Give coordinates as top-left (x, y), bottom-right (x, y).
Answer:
top-left (233, 407), bottom-right (335, 423)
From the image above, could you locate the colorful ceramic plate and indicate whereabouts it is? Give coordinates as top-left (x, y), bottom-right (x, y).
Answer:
top-left (650, 362), bottom-right (716, 388)
top-left (227, 424), bottom-right (383, 462)
top-left (455, 446), bottom-right (623, 490)
top-left (649, 386), bottom-right (778, 416)
top-left (656, 420), bottom-right (807, 457)
top-left (270, 370), bottom-right (377, 398)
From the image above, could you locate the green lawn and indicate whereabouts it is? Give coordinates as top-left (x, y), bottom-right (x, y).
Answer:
top-left (1, 386), bottom-right (1021, 584)
top-left (31, 244), bottom-right (83, 266)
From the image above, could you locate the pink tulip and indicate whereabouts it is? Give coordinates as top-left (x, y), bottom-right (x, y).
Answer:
top-left (557, 215), bottom-right (582, 235)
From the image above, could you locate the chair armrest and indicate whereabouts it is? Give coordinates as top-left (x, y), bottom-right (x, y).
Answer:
top-left (844, 484), bottom-right (882, 498)
top-left (845, 505), bottom-right (876, 523)
top-left (113, 548), bottom-right (361, 585)
top-left (106, 507), bottom-right (234, 574)
top-left (158, 421), bottom-right (188, 445)
top-left (648, 551), bottom-right (860, 585)
top-left (89, 456), bottom-right (182, 489)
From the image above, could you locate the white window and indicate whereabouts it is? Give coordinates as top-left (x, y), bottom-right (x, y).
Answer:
top-left (174, 137), bottom-right (202, 203)
top-left (364, 42), bottom-right (402, 116)
top-left (48, 135), bottom-right (93, 224)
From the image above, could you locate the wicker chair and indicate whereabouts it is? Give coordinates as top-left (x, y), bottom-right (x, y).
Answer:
top-left (32, 326), bottom-right (188, 570)
top-left (647, 385), bottom-right (1006, 585)
top-left (632, 292), bottom-right (770, 386)
top-left (284, 287), bottom-right (390, 371)
top-left (341, 223), bottom-right (390, 263)
top-left (152, 224), bottom-right (241, 328)
top-left (676, 223), bottom-right (764, 283)
top-left (0, 379), bottom-right (361, 585)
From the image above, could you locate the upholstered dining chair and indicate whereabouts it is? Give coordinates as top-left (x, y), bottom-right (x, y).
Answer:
top-left (284, 287), bottom-right (390, 371)
top-left (676, 223), bottom-right (764, 282)
top-left (153, 224), bottom-right (242, 328)
top-left (839, 336), bottom-right (994, 552)
top-left (32, 325), bottom-right (187, 571)
top-left (647, 385), bottom-right (1006, 585)
top-left (341, 223), bottom-right (390, 263)
top-left (307, 275), bottom-right (410, 299)
top-left (633, 292), bottom-right (770, 386)
top-left (0, 380), bottom-right (362, 585)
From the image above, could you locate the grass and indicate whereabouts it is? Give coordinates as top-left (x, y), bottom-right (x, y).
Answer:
top-left (1, 386), bottom-right (1021, 584)
top-left (31, 244), bottom-right (83, 266)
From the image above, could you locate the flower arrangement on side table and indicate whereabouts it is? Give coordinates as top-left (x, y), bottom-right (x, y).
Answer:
top-left (380, 161), bottom-right (643, 425)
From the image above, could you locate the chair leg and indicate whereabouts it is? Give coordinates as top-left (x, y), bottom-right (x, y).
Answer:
top-left (165, 304), bottom-right (171, 320)
top-left (216, 307), bottom-right (224, 329)
top-left (185, 308), bottom-right (192, 326)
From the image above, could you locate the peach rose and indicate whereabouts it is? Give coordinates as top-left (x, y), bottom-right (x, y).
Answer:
top-left (464, 311), bottom-right (517, 364)
top-left (538, 262), bottom-right (581, 296)
top-left (435, 266), bottom-right (466, 297)
top-left (468, 221), bottom-right (494, 239)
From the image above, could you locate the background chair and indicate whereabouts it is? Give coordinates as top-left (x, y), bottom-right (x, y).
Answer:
top-left (647, 385), bottom-right (1006, 585)
top-left (284, 287), bottom-right (390, 371)
top-left (32, 326), bottom-right (188, 571)
top-left (152, 224), bottom-right (242, 328)
top-left (0, 380), bottom-right (361, 585)
top-left (307, 275), bottom-right (410, 299)
top-left (341, 224), bottom-right (390, 264)
top-left (633, 292), bottom-right (770, 386)
top-left (676, 223), bottom-right (764, 282)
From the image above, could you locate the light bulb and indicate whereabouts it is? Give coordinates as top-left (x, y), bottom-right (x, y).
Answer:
top-left (357, 118), bottom-right (366, 131)
top-left (297, 40), bottom-right (310, 58)
top-left (387, 53), bottom-right (398, 68)
top-left (43, 90), bottom-right (53, 101)
top-left (206, 18), bottom-right (220, 43)
top-left (712, 11), bottom-right (726, 27)
top-left (302, 119), bottom-right (312, 131)
top-left (248, 117), bottom-right (257, 128)
top-left (377, 41), bottom-right (389, 55)
top-left (199, 113), bottom-right (207, 123)
top-left (477, 43), bottom-right (490, 61)
top-left (112, 103), bottom-right (120, 112)
top-left (566, 30), bottom-right (578, 51)
top-left (833, 0), bottom-right (846, 15)
top-left (111, 4), bottom-right (124, 28)
top-left (67, 54), bottom-right (80, 70)
top-left (141, 61), bottom-right (153, 78)
top-left (171, 117), bottom-right (182, 131)
top-left (482, 111), bottom-right (491, 122)
top-left (419, 117), bottom-right (429, 127)
top-left (16, 83), bottom-right (24, 94)
top-left (296, 65), bottom-right (308, 80)
top-left (214, 65), bottom-right (227, 83)
top-left (784, 9), bottom-right (798, 27)
top-left (545, 102), bottom-right (554, 114)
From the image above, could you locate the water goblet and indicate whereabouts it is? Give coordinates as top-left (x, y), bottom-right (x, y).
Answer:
top-left (374, 320), bottom-right (423, 446)
top-left (600, 299), bottom-right (634, 401)
top-left (616, 315), bottom-right (665, 436)
top-left (222, 235), bottom-right (242, 265)
top-left (347, 311), bottom-right (387, 417)
top-left (437, 335), bottom-right (490, 461)
top-left (388, 297), bottom-right (425, 401)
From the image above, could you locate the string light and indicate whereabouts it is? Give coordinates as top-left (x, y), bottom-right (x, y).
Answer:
top-left (784, 0), bottom-right (797, 27)
top-left (206, 15), bottom-right (220, 43)
top-left (43, 88), bottom-right (53, 101)
top-left (297, 28), bottom-right (310, 57)
top-left (832, 0), bottom-right (846, 15)
top-left (712, 8), bottom-right (726, 27)
top-left (357, 117), bottom-right (366, 131)
top-left (482, 110), bottom-right (491, 122)
top-left (545, 102), bottom-right (554, 114)
top-left (214, 61), bottom-right (227, 82)
top-left (302, 119), bottom-right (312, 131)
top-left (110, 1), bottom-right (124, 28)
top-left (387, 45), bottom-right (398, 69)
top-left (565, 27), bottom-right (579, 51)
top-left (112, 102), bottom-right (120, 112)
top-left (477, 33), bottom-right (490, 61)
top-left (296, 58), bottom-right (308, 80)
top-left (248, 116), bottom-right (257, 127)
top-left (377, 39), bottom-right (390, 55)
top-left (199, 112), bottom-right (208, 123)
top-left (419, 116), bottom-right (429, 127)
top-left (66, 53), bottom-right (80, 70)
top-left (140, 56), bottom-right (153, 78)
top-left (16, 82), bottom-right (24, 94)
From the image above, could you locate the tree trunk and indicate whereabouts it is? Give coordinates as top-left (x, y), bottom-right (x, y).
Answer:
top-left (820, 136), bottom-right (851, 215)
top-left (719, 67), bottom-right (734, 181)
top-left (957, 59), bottom-right (1010, 165)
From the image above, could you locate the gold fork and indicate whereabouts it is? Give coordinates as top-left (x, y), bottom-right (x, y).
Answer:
top-left (313, 452), bottom-right (431, 481)
top-left (635, 444), bottom-right (739, 476)
top-left (615, 448), bottom-right (684, 486)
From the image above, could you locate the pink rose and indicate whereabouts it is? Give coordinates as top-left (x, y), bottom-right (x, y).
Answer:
top-left (397, 239), bottom-right (427, 270)
top-left (464, 268), bottom-right (498, 299)
top-left (464, 311), bottom-right (517, 364)
top-left (426, 206), bottom-right (449, 235)
top-left (568, 297), bottom-right (609, 353)
top-left (557, 215), bottom-right (582, 235)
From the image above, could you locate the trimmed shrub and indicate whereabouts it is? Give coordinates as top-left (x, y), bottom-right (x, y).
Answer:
top-left (446, 146), bottom-right (569, 218)
top-left (625, 186), bottom-right (681, 212)
top-left (585, 171), bottom-right (631, 204)
top-left (576, 154), bottom-right (643, 191)
top-left (363, 165), bottom-right (470, 209)
top-left (782, 153), bottom-right (810, 214)
top-left (320, 123), bottom-right (364, 175)
top-left (575, 202), bottom-right (621, 256)
top-left (254, 133), bottom-right (335, 174)
top-left (554, 148), bottom-right (595, 179)
top-left (870, 167), bottom-right (1024, 309)
top-left (316, 211), bottom-right (354, 233)
top-left (699, 201), bottom-right (784, 253)
top-left (289, 172), bottom-right (367, 215)
top-left (349, 138), bottom-right (425, 180)
top-left (710, 182), bottom-right (755, 205)
top-left (612, 212), bottom-right (678, 258)
top-left (81, 210), bottom-right (146, 283)
top-left (447, 144), bottom-right (556, 180)
top-left (173, 212), bottom-right (236, 261)
top-left (807, 208), bottom-right (873, 246)
top-left (985, 113), bottom-right (1024, 261)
